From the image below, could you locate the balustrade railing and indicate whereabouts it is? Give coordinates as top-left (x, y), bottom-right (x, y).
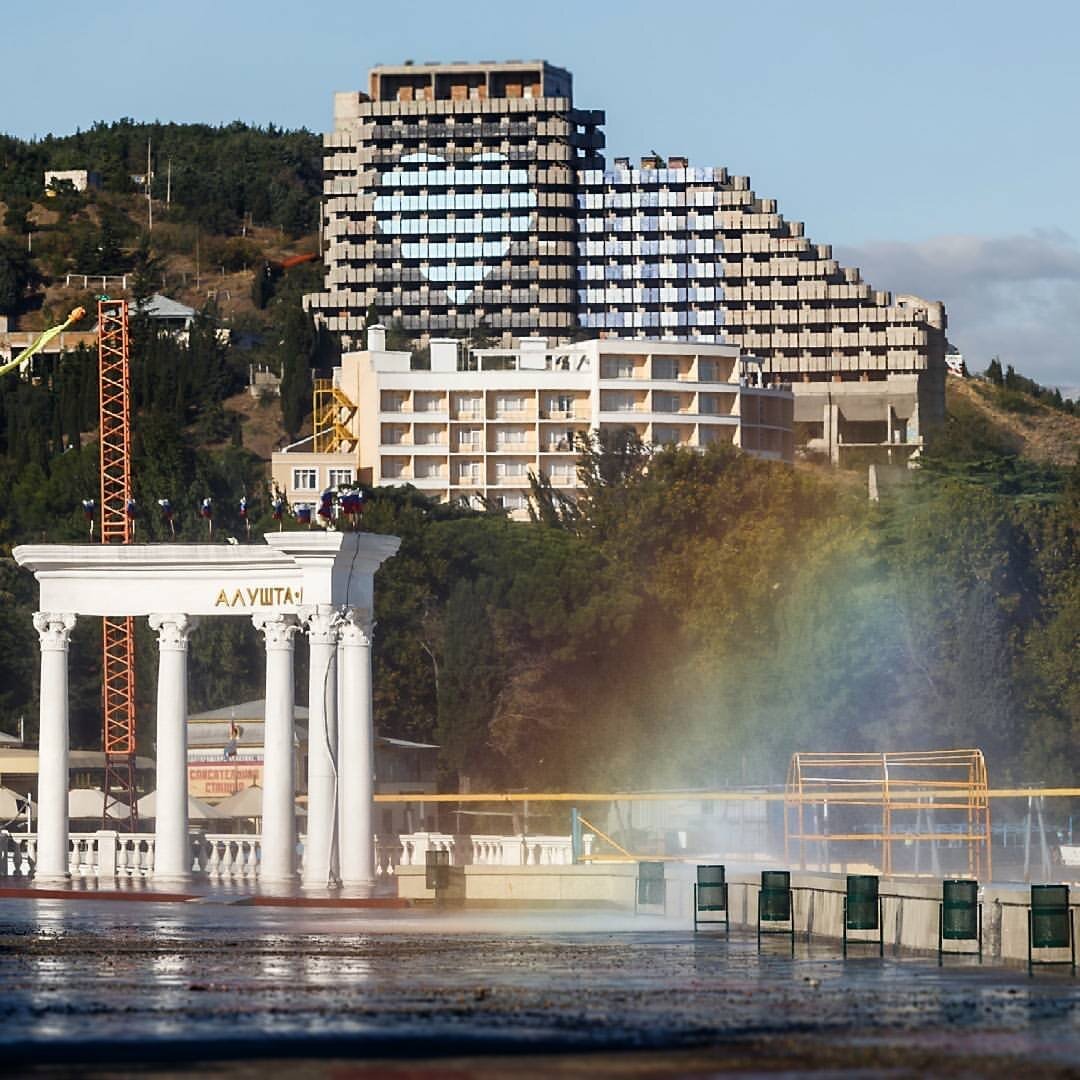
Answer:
top-left (0, 830), bottom-right (589, 882)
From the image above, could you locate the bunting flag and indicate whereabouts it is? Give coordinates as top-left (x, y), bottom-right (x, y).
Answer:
top-left (81, 498), bottom-right (96, 539)
top-left (271, 495), bottom-right (285, 532)
top-left (157, 497), bottom-right (176, 539)
top-left (0, 307), bottom-right (86, 381)
top-left (200, 497), bottom-right (213, 538)
top-left (125, 498), bottom-right (137, 539)
top-left (317, 489), bottom-right (335, 524)
top-left (340, 489), bottom-right (364, 525)
top-left (239, 495), bottom-right (250, 538)
top-left (296, 504), bottom-right (312, 527)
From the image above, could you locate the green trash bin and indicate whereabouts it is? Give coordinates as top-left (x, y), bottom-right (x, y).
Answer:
top-left (939, 879), bottom-right (982, 965)
top-left (758, 869), bottom-right (794, 954)
top-left (425, 848), bottom-right (450, 891)
top-left (843, 874), bottom-right (882, 957)
top-left (694, 864), bottom-right (728, 934)
top-left (636, 861), bottom-right (666, 910)
top-left (1028, 884), bottom-right (1075, 975)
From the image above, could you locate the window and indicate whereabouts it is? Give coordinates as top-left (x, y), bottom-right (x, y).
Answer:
top-left (497, 428), bottom-right (527, 446)
top-left (601, 358), bottom-right (635, 379)
top-left (327, 468), bottom-right (354, 487)
top-left (653, 357), bottom-right (678, 380)
top-left (548, 394), bottom-right (574, 416)
top-left (653, 392), bottom-right (679, 413)
top-left (292, 468), bottom-right (317, 491)
top-left (496, 461), bottom-right (528, 478)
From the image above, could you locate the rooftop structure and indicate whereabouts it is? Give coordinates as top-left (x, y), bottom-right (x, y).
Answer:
top-left (272, 327), bottom-right (793, 520)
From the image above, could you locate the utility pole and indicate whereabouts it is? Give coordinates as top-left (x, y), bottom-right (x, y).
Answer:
top-left (146, 138), bottom-right (153, 232)
top-left (166, 157), bottom-right (172, 207)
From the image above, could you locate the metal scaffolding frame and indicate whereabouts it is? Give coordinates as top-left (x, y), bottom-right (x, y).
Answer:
top-left (313, 378), bottom-right (358, 453)
top-left (784, 749), bottom-right (992, 880)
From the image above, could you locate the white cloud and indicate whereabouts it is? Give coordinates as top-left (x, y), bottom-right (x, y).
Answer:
top-left (835, 231), bottom-right (1080, 395)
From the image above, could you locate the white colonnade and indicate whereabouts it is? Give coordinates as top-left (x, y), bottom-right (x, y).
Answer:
top-left (148, 613), bottom-right (198, 883)
top-left (16, 533), bottom-right (400, 894)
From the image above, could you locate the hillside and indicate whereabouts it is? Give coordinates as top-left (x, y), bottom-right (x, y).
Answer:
top-left (942, 375), bottom-right (1080, 466)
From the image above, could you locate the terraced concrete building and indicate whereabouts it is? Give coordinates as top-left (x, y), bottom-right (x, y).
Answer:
top-left (308, 60), bottom-right (947, 463)
top-left (305, 60), bottom-right (605, 344)
top-left (576, 156), bottom-right (947, 461)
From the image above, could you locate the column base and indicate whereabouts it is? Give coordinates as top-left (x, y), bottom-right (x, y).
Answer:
top-left (301, 875), bottom-right (339, 891)
top-left (339, 879), bottom-right (375, 899)
top-left (33, 873), bottom-right (71, 888)
top-left (254, 872), bottom-right (298, 898)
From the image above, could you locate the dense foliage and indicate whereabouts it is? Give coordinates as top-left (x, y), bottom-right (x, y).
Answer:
top-left (0, 121), bottom-right (321, 238)
top-left (0, 323), bottom-right (1075, 793)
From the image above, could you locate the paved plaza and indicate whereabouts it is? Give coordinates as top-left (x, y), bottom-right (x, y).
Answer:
top-left (0, 900), bottom-right (1077, 1077)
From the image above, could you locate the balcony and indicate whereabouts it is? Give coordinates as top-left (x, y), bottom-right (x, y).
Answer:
top-left (491, 409), bottom-right (538, 422)
top-left (491, 440), bottom-right (538, 454)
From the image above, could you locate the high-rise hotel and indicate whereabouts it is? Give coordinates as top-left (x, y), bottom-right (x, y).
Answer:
top-left (307, 60), bottom-right (947, 463)
top-left (306, 60), bottom-right (604, 343)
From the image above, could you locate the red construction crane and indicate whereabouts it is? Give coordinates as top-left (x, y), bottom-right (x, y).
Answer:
top-left (97, 299), bottom-right (138, 830)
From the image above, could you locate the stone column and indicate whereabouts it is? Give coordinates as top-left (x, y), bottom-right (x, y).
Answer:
top-left (253, 612), bottom-right (301, 886)
top-left (33, 612), bottom-right (76, 884)
top-left (148, 613), bottom-right (197, 884)
top-left (300, 606), bottom-right (339, 890)
top-left (338, 609), bottom-right (375, 894)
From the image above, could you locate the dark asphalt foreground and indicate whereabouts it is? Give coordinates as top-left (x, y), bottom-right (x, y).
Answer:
top-left (0, 900), bottom-right (1077, 1078)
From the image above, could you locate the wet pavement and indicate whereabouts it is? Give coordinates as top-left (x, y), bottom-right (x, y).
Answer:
top-left (0, 900), bottom-right (1078, 1077)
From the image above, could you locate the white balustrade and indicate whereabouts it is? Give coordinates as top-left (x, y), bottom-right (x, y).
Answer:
top-left (5, 830), bottom-right (582, 883)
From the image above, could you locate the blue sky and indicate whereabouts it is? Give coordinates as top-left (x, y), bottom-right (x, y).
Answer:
top-left (4, 0), bottom-right (1078, 389)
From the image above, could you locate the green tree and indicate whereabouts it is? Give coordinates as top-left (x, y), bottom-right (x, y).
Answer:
top-left (0, 235), bottom-right (34, 315)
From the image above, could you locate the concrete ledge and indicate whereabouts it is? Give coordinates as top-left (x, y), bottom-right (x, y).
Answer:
top-left (394, 864), bottom-right (1075, 967)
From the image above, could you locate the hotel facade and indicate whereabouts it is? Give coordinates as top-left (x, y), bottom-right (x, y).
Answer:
top-left (306, 60), bottom-right (946, 464)
top-left (272, 328), bottom-right (793, 519)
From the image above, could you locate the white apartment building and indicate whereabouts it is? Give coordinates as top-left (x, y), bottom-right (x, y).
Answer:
top-left (272, 328), bottom-right (793, 520)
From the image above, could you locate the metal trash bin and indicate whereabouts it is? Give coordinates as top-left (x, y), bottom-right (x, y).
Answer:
top-left (1028, 884), bottom-right (1075, 975)
top-left (636, 861), bottom-right (666, 911)
top-left (425, 848), bottom-right (451, 892)
top-left (939, 879), bottom-right (981, 965)
top-left (757, 869), bottom-right (794, 955)
top-left (694, 864), bottom-right (728, 934)
top-left (843, 874), bottom-right (883, 957)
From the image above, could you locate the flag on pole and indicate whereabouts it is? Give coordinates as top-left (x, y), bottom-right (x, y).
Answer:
top-left (157, 498), bottom-right (175, 538)
top-left (81, 498), bottom-right (96, 539)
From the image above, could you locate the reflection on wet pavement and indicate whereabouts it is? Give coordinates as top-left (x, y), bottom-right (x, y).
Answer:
top-left (0, 900), bottom-right (1077, 1074)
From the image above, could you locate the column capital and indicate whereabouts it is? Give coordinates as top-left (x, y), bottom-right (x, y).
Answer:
top-left (32, 612), bottom-right (76, 651)
top-left (253, 611), bottom-right (301, 650)
top-left (339, 607), bottom-right (373, 647)
top-left (148, 613), bottom-right (199, 649)
top-left (298, 604), bottom-right (339, 645)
